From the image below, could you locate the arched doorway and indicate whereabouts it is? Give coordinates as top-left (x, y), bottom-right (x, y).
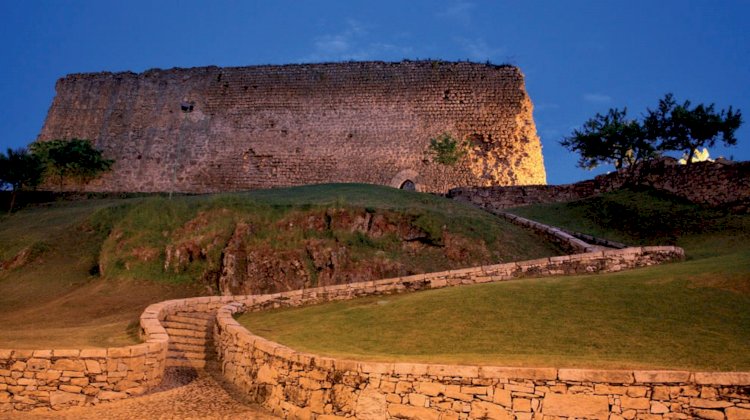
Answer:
top-left (389, 169), bottom-right (420, 191)
top-left (399, 179), bottom-right (416, 191)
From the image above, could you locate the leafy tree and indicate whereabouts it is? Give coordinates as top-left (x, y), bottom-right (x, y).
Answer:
top-left (646, 93), bottom-right (742, 166)
top-left (0, 148), bottom-right (44, 214)
top-left (428, 133), bottom-right (469, 165)
top-left (31, 139), bottom-right (114, 190)
top-left (560, 108), bottom-right (658, 170)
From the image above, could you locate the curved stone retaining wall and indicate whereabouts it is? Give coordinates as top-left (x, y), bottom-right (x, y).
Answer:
top-left (1, 245), bottom-right (684, 413)
top-left (0, 294), bottom-right (238, 412)
top-left (8, 240), bottom-right (748, 418)
top-left (209, 245), bottom-right (750, 419)
top-left (215, 299), bottom-right (750, 419)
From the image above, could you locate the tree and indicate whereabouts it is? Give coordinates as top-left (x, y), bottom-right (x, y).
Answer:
top-left (428, 132), bottom-right (469, 165)
top-left (31, 139), bottom-right (114, 190)
top-left (560, 108), bottom-right (658, 170)
top-left (646, 93), bottom-right (742, 167)
top-left (0, 148), bottom-right (44, 214)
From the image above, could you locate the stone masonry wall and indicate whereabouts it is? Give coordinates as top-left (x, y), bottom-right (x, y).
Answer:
top-left (448, 160), bottom-right (750, 210)
top-left (37, 61), bottom-right (546, 193)
top-left (211, 246), bottom-right (747, 420)
top-left (0, 293), bottom-right (242, 412)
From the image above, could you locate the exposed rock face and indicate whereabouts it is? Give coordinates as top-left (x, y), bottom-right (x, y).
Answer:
top-left (217, 208), bottom-right (450, 295)
top-left (37, 61), bottom-right (546, 193)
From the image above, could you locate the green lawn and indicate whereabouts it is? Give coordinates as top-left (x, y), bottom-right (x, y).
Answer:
top-left (238, 188), bottom-right (750, 370)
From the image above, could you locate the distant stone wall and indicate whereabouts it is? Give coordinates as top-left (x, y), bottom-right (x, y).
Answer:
top-left (37, 61), bottom-right (546, 194)
top-left (449, 160), bottom-right (750, 210)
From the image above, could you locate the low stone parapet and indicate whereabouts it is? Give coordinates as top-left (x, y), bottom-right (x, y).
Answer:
top-left (0, 342), bottom-right (165, 411)
top-left (0, 295), bottom-right (237, 412)
top-left (215, 271), bottom-right (750, 419)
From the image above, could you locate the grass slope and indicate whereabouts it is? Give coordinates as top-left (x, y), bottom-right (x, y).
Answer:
top-left (98, 184), bottom-right (562, 285)
top-left (238, 188), bottom-right (750, 370)
top-left (0, 184), bottom-right (559, 348)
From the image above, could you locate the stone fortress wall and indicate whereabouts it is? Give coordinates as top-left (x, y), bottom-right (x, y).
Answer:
top-left (37, 61), bottom-right (547, 193)
top-left (448, 159), bottom-right (750, 210)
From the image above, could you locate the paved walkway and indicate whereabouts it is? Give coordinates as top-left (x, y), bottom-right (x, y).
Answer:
top-left (16, 365), bottom-right (278, 420)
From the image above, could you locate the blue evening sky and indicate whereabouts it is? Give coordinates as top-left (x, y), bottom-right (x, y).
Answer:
top-left (1, 1), bottom-right (748, 185)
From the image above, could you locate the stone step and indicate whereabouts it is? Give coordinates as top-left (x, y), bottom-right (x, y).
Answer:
top-left (165, 315), bottom-right (213, 328)
top-left (172, 311), bottom-right (215, 320)
top-left (168, 350), bottom-right (208, 360)
top-left (165, 358), bottom-right (206, 369)
top-left (165, 327), bottom-right (211, 339)
top-left (169, 335), bottom-right (211, 346)
top-left (162, 320), bottom-right (212, 331)
top-left (169, 342), bottom-right (209, 353)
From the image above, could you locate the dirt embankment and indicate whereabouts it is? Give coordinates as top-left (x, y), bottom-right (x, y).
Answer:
top-left (105, 207), bottom-right (496, 295)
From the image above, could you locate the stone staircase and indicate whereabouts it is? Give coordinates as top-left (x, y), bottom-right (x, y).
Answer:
top-left (162, 311), bottom-right (216, 368)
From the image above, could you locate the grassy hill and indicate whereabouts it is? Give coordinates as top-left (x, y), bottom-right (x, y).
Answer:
top-left (0, 184), bottom-right (561, 348)
top-left (238, 188), bottom-right (750, 370)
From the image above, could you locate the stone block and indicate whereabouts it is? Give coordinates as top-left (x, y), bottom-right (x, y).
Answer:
top-left (31, 350), bottom-right (52, 359)
top-left (387, 403), bottom-right (440, 420)
top-left (12, 349), bottom-right (34, 359)
top-left (426, 364), bottom-right (478, 378)
top-left (693, 409), bottom-right (726, 420)
top-left (52, 359), bottom-right (85, 371)
top-left (594, 384), bottom-right (627, 395)
top-left (470, 400), bottom-right (512, 419)
top-left (59, 385), bottom-right (82, 393)
top-left (52, 349), bottom-right (80, 358)
top-left (84, 360), bottom-right (102, 374)
top-left (49, 391), bottom-right (85, 409)
top-left (512, 397), bottom-right (531, 412)
top-left (726, 407), bottom-right (750, 420)
top-left (98, 390), bottom-right (128, 400)
top-left (416, 382), bottom-right (444, 397)
top-left (634, 370), bottom-right (691, 383)
top-left (621, 396), bottom-right (650, 410)
top-left (492, 387), bottom-right (512, 407)
top-left (355, 388), bottom-right (386, 420)
top-left (395, 381), bottom-right (412, 394)
top-left (651, 401), bottom-right (670, 414)
top-left (480, 366), bottom-right (557, 380)
top-left (26, 359), bottom-right (50, 372)
top-left (558, 368), bottom-right (634, 383)
top-left (408, 393), bottom-right (427, 407)
top-left (695, 372), bottom-right (750, 385)
top-left (444, 385), bottom-right (473, 401)
top-left (542, 393), bottom-right (609, 419)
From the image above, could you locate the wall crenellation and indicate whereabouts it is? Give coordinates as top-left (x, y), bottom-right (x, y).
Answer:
top-left (37, 61), bottom-right (546, 193)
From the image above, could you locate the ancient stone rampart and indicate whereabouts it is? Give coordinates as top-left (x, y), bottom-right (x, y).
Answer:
top-left (37, 61), bottom-right (546, 193)
top-left (449, 160), bottom-right (750, 210)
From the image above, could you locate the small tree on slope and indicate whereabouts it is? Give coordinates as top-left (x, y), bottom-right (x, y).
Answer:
top-left (0, 148), bottom-right (43, 214)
